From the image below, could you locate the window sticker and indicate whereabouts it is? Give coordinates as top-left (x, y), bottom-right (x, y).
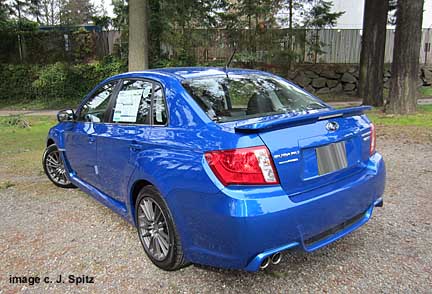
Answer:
top-left (113, 89), bottom-right (143, 122)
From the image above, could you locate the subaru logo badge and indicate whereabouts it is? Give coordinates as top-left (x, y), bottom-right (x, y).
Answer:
top-left (326, 121), bottom-right (339, 131)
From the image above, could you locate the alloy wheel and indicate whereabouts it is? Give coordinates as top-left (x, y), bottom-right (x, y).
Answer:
top-left (137, 197), bottom-right (171, 261)
top-left (45, 149), bottom-right (70, 185)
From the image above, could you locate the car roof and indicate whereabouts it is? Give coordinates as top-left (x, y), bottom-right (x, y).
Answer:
top-left (109, 67), bottom-right (269, 82)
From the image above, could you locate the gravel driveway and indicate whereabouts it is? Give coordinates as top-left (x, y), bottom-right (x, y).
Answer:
top-left (1, 126), bottom-right (431, 293)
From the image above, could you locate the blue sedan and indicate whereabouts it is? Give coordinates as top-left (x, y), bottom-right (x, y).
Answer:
top-left (43, 67), bottom-right (386, 271)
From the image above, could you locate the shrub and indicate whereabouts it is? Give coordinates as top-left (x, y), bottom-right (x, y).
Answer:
top-left (0, 115), bottom-right (31, 128)
top-left (0, 64), bottom-right (40, 101)
top-left (32, 62), bottom-right (71, 101)
top-left (0, 57), bottom-right (126, 108)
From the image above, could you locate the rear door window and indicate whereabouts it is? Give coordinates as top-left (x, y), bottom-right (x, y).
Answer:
top-left (152, 83), bottom-right (168, 125)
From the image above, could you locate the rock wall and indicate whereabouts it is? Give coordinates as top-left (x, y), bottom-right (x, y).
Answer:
top-left (420, 67), bottom-right (432, 86)
top-left (280, 64), bottom-right (432, 96)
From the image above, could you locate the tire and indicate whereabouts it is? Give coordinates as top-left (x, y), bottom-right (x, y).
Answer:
top-left (135, 186), bottom-right (188, 271)
top-left (42, 144), bottom-right (75, 188)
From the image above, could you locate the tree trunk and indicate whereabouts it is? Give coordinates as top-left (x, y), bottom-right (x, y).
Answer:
top-left (358, 0), bottom-right (388, 106)
top-left (288, 0), bottom-right (293, 69)
top-left (128, 0), bottom-right (149, 71)
top-left (388, 0), bottom-right (424, 114)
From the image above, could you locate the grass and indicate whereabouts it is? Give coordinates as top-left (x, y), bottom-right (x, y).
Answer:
top-left (0, 99), bottom-right (81, 111)
top-left (0, 115), bottom-right (55, 152)
top-left (0, 115), bottom-right (57, 180)
top-left (420, 86), bottom-right (432, 98)
top-left (367, 105), bottom-right (432, 128)
top-left (382, 87), bottom-right (432, 99)
top-left (0, 181), bottom-right (15, 190)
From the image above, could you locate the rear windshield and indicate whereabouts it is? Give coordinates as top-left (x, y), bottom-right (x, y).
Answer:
top-left (182, 74), bottom-right (328, 123)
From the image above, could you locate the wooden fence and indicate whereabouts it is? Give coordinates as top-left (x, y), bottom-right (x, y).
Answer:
top-left (189, 28), bottom-right (432, 65)
top-left (1, 28), bottom-right (431, 65)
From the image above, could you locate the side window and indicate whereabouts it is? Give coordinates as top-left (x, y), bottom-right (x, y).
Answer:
top-left (152, 83), bottom-right (168, 125)
top-left (113, 80), bottom-right (153, 124)
top-left (79, 82), bottom-right (116, 122)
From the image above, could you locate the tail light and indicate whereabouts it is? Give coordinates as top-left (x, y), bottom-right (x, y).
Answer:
top-left (205, 146), bottom-right (279, 186)
top-left (370, 123), bottom-right (376, 156)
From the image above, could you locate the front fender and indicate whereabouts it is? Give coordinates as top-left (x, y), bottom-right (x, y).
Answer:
top-left (47, 123), bottom-right (74, 150)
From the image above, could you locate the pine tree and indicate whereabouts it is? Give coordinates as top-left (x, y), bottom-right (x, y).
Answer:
top-left (388, 0), bottom-right (425, 114)
top-left (303, 0), bottom-right (344, 63)
top-left (59, 0), bottom-right (95, 25)
top-left (358, 0), bottom-right (389, 107)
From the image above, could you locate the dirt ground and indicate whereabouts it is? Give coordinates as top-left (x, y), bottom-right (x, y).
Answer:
top-left (0, 125), bottom-right (431, 293)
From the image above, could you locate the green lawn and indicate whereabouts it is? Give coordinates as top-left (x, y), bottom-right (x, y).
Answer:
top-left (0, 115), bottom-right (56, 152)
top-left (420, 86), bottom-right (432, 98)
top-left (367, 105), bottom-right (432, 128)
top-left (0, 116), bottom-right (56, 181)
top-left (0, 99), bottom-right (80, 111)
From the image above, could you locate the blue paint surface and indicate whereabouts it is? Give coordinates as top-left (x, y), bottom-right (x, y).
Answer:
top-left (47, 67), bottom-right (386, 271)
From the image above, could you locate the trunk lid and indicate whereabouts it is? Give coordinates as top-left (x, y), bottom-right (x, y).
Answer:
top-left (235, 107), bottom-right (373, 198)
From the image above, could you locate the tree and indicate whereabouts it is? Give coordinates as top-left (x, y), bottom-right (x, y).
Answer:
top-left (0, 0), bottom-right (9, 25)
top-left (387, 0), bottom-right (424, 114)
top-left (92, 0), bottom-right (110, 30)
top-left (59, 0), bottom-right (95, 25)
top-left (128, 0), bottom-right (148, 70)
top-left (28, 0), bottom-right (43, 23)
top-left (9, 1), bottom-right (30, 21)
top-left (358, 0), bottom-right (389, 107)
top-left (229, 0), bottom-right (280, 52)
top-left (9, 0), bottom-right (50, 24)
top-left (111, 0), bottom-right (128, 30)
top-left (303, 0), bottom-right (344, 63)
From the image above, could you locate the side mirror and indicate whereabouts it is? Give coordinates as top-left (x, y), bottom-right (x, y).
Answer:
top-left (57, 109), bottom-right (76, 122)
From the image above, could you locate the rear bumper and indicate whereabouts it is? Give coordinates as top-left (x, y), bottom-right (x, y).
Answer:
top-left (244, 197), bottom-right (383, 271)
top-left (168, 152), bottom-right (386, 271)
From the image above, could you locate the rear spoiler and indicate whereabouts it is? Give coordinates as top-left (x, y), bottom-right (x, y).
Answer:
top-left (234, 106), bottom-right (372, 133)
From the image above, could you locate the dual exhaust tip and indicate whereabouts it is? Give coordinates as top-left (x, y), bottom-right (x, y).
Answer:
top-left (259, 252), bottom-right (282, 270)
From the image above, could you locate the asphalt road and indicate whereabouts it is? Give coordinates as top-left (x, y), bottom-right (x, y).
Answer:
top-left (0, 127), bottom-right (431, 293)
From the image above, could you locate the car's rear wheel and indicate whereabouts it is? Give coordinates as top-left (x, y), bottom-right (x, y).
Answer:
top-left (135, 186), bottom-right (188, 271)
top-left (43, 144), bottom-right (75, 188)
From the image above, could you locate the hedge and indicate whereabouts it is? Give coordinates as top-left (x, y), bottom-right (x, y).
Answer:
top-left (0, 57), bottom-right (126, 108)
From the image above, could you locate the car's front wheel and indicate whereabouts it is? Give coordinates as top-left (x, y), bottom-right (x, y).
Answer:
top-left (135, 186), bottom-right (188, 271)
top-left (43, 144), bottom-right (75, 188)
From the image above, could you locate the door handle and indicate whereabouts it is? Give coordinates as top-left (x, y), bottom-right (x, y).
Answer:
top-left (88, 135), bottom-right (96, 144)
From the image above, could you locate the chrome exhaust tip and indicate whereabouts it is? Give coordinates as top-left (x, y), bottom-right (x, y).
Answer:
top-left (260, 257), bottom-right (271, 270)
top-left (271, 252), bottom-right (282, 265)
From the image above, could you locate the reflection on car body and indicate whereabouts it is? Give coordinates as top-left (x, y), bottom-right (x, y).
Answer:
top-left (43, 67), bottom-right (386, 272)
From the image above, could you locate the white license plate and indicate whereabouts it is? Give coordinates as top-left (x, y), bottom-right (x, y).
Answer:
top-left (316, 141), bottom-right (348, 175)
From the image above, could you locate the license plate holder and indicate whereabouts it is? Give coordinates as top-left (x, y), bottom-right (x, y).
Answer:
top-left (316, 141), bottom-right (348, 175)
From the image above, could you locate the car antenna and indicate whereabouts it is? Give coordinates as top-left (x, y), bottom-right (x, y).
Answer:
top-left (224, 48), bottom-right (237, 78)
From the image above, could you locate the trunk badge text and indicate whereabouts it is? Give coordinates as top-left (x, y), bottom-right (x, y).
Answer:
top-left (326, 121), bottom-right (339, 132)
top-left (274, 150), bottom-right (300, 165)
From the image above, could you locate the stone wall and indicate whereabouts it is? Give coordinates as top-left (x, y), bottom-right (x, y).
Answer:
top-left (421, 67), bottom-right (432, 86)
top-left (278, 64), bottom-right (432, 96)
